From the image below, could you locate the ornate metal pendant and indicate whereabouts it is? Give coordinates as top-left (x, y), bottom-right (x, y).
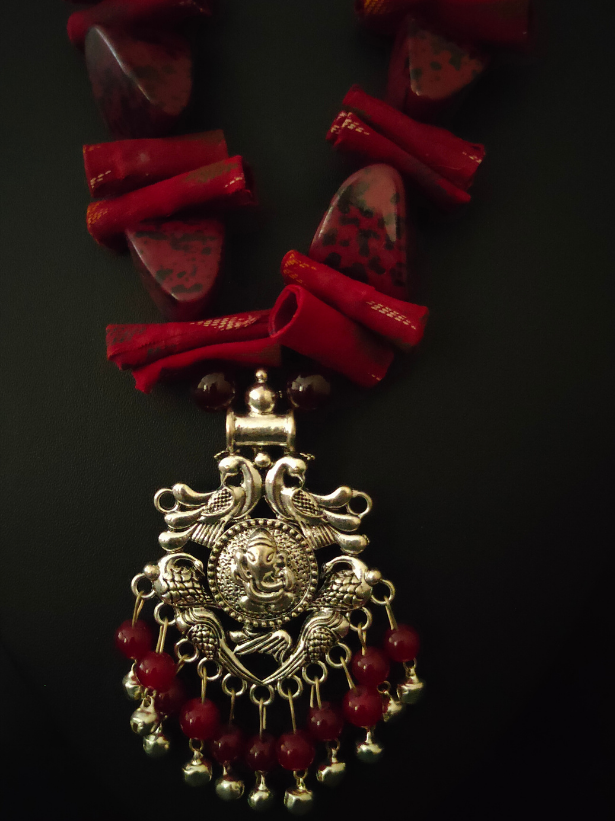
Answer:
top-left (120, 370), bottom-right (423, 812)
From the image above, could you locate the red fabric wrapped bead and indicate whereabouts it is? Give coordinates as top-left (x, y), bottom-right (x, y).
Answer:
top-left (332, 86), bottom-right (485, 206)
top-left (433, 0), bottom-right (532, 47)
top-left (269, 284), bottom-right (394, 388)
top-left (355, 0), bottom-right (427, 34)
top-left (281, 251), bottom-right (428, 351)
top-left (84, 131), bottom-right (229, 198)
top-left (87, 156), bottom-right (255, 249)
top-left (68, 0), bottom-right (213, 50)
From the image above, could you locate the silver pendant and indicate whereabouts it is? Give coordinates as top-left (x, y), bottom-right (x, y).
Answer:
top-left (121, 370), bottom-right (423, 809)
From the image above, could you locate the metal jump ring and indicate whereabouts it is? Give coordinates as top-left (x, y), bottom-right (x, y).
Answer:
top-left (347, 491), bottom-right (373, 519)
top-left (370, 579), bottom-right (396, 606)
top-left (154, 601), bottom-right (176, 627)
top-left (325, 643), bottom-right (352, 669)
top-left (154, 488), bottom-right (178, 514)
top-left (348, 606), bottom-right (373, 632)
top-left (249, 684), bottom-right (275, 707)
top-left (221, 673), bottom-right (247, 698)
top-left (174, 638), bottom-right (198, 664)
top-left (130, 573), bottom-right (156, 600)
top-left (277, 675), bottom-right (303, 701)
top-left (302, 661), bottom-right (329, 686)
top-left (197, 658), bottom-right (222, 682)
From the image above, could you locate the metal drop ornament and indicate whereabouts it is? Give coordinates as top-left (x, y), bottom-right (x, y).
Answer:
top-left (116, 370), bottom-right (423, 811)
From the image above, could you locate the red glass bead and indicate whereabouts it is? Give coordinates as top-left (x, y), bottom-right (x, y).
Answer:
top-left (211, 724), bottom-right (245, 765)
top-left (191, 368), bottom-right (236, 412)
top-left (383, 624), bottom-right (420, 662)
top-left (136, 651), bottom-right (176, 692)
top-left (276, 731), bottom-right (315, 771)
top-left (114, 619), bottom-right (152, 659)
top-left (342, 685), bottom-right (383, 728)
top-left (245, 732), bottom-right (278, 772)
top-left (307, 702), bottom-right (344, 742)
top-left (179, 698), bottom-right (220, 741)
top-left (154, 677), bottom-right (186, 716)
top-left (351, 647), bottom-right (391, 687)
top-left (287, 372), bottom-right (332, 412)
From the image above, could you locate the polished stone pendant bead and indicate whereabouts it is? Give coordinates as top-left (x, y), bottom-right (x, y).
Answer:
top-left (130, 696), bottom-right (160, 736)
top-left (355, 728), bottom-right (384, 764)
top-left (155, 677), bottom-right (186, 717)
top-left (351, 647), bottom-right (391, 687)
top-left (179, 698), bottom-right (220, 741)
top-left (191, 369), bottom-right (236, 412)
top-left (383, 623), bottom-right (420, 662)
top-left (309, 164), bottom-right (411, 301)
top-left (115, 619), bottom-right (153, 660)
top-left (182, 750), bottom-right (213, 787)
top-left (126, 218), bottom-right (224, 321)
top-left (85, 26), bottom-right (192, 138)
top-left (245, 732), bottom-right (278, 773)
top-left (387, 16), bottom-right (490, 122)
top-left (215, 765), bottom-right (245, 801)
top-left (397, 665), bottom-right (425, 704)
top-left (284, 772), bottom-right (314, 815)
top-left (248, 772), bottom-right (276, 812)
top-left (286, 372), bottom-right (331, 412)
top-left (136, 651), bottom-right (176, 692)
top-left (143, 724), bottom-right (171, 758)
top-left (342, 685), bottom-right (384, 728)
top-left (211, 725), bottom-right (245, 766)
top-left (122, 666), bottom-right (145, 701)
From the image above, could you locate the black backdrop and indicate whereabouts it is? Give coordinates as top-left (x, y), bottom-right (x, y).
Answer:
top-left (1, 1), bottom-right (613, 819)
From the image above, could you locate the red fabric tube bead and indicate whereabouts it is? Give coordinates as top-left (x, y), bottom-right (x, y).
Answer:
top-left (84, 131), bottom-right (229, 198)
top-left (107, 309), bottom-right (272, 369)
top-left (354, 1), bottom-right (427, 34)
top-left (269, 285), bottom-right (394, 388)
top-left (341, 86), bottom-right (485, 192)
top-left (281, 251), bottom-right (428, 350)
top-left (433, 0), bottom-right (532, 47)
top-left (327, 111), bottom-right (470, 209)
top-left (87, 156), bottom-right (255, 249)
top-left (68, 0), bottom-right (213, 49)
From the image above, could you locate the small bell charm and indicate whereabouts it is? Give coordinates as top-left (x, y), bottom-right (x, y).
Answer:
top-left (130, 696), bottom-right (160, 737)
top-left (316, 742), bottom-right (346, 787)
top-left (284, 771), bottom-right (314, 815)
top-left (355, 728), bottom-right (384, 764)
top-left (182, 749), bottom-right (213, 787)
top-left (215, 764), bottom-right (245, 801)
top-left (382, 692), bottom-right (406, 722)
top-left (397, 663), bottom-right (425, 705)
top-left (248, 771), bottom-right (275, 812)
top-left (143, 724), bottom-right (170, 758)
top-left (122, 666), bottom-right (144, 701)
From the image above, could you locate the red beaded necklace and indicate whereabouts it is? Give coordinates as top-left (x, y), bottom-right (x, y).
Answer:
top-left (63, 0), bottom-right (531, 812)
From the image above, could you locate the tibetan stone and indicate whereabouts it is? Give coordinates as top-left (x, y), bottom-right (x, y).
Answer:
top-left (126, 217), bottom-right (224, 320)
top-left (387, 16), bottom-right (490, 122)
top-left (309, 164), bottom-right (412, 301)
top-left (85, 25), bottom-right (192, 138)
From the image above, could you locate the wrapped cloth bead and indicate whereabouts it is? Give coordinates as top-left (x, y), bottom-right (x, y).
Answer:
top-left (87, 156), bottom-right (255, 249)
top-left (68, 0), bottom-right (213, 49)
top-left (84, 131), bottom-right (228, 198)
top-left (433, 0), bottom-right (532, 47)
top-left (269, 284), bottom-right (395, 388)
top-left (85, 26), bottom-right (192, 139)
top-left (281, 251), bottom-right (428, 351)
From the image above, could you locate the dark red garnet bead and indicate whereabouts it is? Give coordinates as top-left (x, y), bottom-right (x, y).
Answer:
top-left (211, 724), bottom-right (245, 765)
top-left (114, 619), bottom-right (152, 660)
top-left (286, 372), bottom-right (331, 411)
top-left (245, 732), bottom-right (278, 772)
top-left (276, 731), bottom-right (315, 771)
top-left (136, 650), bottom-right (176, 692)
top-left (383, 624), bottom-right (420, 662)
top-left (351, 647), bottom-right (391, 687)
top-left (179, 698), bottom-right (220, 741)
top-left (155, 677), bottom-right (186, 716)
top-left (342, 685), bottom-right (383, 728)
top-left (191, 369), bottom-right (236, 412)
top-left (307, 702), bottom-right (344, 742)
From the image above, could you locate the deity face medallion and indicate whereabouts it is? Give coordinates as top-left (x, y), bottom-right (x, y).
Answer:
top-left (207, 519), bottom-right (319, 629)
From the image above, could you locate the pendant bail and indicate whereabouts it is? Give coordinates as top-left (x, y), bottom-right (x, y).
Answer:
top-left (226, 369), bottom-right (296, 453)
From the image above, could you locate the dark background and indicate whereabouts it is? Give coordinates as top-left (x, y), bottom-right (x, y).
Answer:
top-left (1, 1), bottom-right (613, 818)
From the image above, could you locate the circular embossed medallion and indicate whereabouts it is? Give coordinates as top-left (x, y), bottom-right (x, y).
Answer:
top-left (207, 518), bottom-right (319, 628)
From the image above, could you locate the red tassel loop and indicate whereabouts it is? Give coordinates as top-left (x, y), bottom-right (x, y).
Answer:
top-left (106, 310), bottom-right (280, 393)
top-left (87, 156), bottom-right (255, 249)
top-left (84, 131), bottom-right (229, 198)
top-left (269, 285), bottom-right (394, 388)
top-left (68, 0), bottom-right (213, 49)
top-left (281, 251), bottom-right (428, 351)
top-left (327, 88), bottom-right (484, 209)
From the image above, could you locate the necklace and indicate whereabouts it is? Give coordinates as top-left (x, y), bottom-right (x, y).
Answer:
top-left (60, 0), bottom-right (531, 813)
